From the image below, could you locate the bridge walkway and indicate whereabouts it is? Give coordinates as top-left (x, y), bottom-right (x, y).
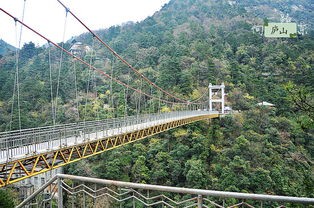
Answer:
top-left (0, 111), bottom-right (219, 187)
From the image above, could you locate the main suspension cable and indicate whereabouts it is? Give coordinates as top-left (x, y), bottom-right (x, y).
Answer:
top-left (56, 0), bottom-right (196, 104)
top-left (0, 8), bottom-right (185, 105)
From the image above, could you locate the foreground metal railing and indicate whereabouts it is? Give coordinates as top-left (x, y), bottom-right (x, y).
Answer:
top-left (16, 174), bottom-right (314, 208)
top-left (0, 111), bottom-right (214, 163)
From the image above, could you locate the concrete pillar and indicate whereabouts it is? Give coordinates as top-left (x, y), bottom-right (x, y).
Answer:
top-left (197, 195), bottom-right (203, 208)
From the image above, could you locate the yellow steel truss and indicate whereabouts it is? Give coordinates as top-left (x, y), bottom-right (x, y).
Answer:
top-left (0, 114), bottom-right (218, 187)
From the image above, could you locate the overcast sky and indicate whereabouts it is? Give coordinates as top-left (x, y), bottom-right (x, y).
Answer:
top-left (0, 0), bottom-right (170, 48)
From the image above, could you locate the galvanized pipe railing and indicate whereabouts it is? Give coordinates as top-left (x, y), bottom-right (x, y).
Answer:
top-left (16, 174), bottom-right (314, 208)
top-left (56, 174), bottom-right (314, 204)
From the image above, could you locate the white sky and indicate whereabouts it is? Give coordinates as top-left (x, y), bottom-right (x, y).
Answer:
top-left (0, 0), bottom-right (170, 48)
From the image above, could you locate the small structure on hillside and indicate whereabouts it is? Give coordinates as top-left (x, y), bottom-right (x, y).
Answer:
top-left (257, 101), bottom-right (275, 107)
top-left (70, 42), bottom-right (92, 57)
top-left (224, 106), bottom-right (233, 114)
top-left (252, 25), bottom-right (264, 34)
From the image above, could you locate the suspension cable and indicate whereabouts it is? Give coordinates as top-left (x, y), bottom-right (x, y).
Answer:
top-left (158, 92), bottom-right (161, 113)
top-left (93, 70), bottom-right (100, 120)
top-left (56, 0), bottom-right (197, 104)
top-left (48, 43), bottom-right (56, 126)
top-left (9, 0), bottom-right (27, 131)
top-left (124, 88), bottom-right (127, 117)
top-left (47, 42), bottom-right (55, 152)
top-left (54, 8), bottom-right (69, 124)
top-left (189, 89), bottom-right (209, 103)
top-left (16, 0), bottom-right (26, 131)
top-left (151, 85), bottom-right (155, 113)
top-left (110, 54), bottom-right (114, 118)
top-left (138, 79), bottom-right (143, 115)
top-left (7, 0), bottom-right (27, 180)
top-left (83, 38), bottom-right (94, 122)
top-left (90, 37), bottom-right (99, 120)
top-left (73, 59), bottom-right (80, 121)
top-left (9, 65), bottom-right (17, 131)
top-left (83, 65), bottom-right (91, 121)
top-left (124, 70), bottom-right (131, 117)
top-left (0, 8), bottom-right (188, 105)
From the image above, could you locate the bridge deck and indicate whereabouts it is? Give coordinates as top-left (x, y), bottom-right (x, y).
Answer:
top-left (0, 111), bottom-right (216, 164)
top-left (0, 111), bottom-right (219, 187)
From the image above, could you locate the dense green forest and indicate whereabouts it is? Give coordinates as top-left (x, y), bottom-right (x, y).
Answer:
top-left (0, 0), bottom-right (313, 207)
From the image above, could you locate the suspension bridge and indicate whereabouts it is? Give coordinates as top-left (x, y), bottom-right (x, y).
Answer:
top-left (0, 1), bottom-right (225, 187)
top-left (0, 110), bottom-right (220, 187)
top-left (1, 1), bottom-right (313, 207)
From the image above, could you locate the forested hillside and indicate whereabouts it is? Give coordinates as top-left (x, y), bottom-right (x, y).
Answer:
top-left (0, 39), bottom-right (15, 57)
top-left (0, 0), bottom-right (313, 206)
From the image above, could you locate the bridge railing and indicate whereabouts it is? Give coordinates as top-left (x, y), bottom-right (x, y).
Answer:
top-left (0, 110), bottom-right (214, 162)
top-left (16, 174), bottom-right (314, 208)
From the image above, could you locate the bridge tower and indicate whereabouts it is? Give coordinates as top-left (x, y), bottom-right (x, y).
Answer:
top-left (209, 83), bottom-right (225, 114)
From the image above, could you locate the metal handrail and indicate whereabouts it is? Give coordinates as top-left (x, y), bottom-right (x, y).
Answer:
top-left (56, 174), bottom-right (314, 204)
top-left (16, 174), bottom-right (314, 208)
top-left (0, 111), bottom-right (195, 137)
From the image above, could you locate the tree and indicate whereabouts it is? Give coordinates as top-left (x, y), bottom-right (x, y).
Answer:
top-left (131, 156), bottom-right (150, 183)
top-left (285, 82), bottom-right (314, 116)
top-left (184, 159), bottom-right (209, 189)
top-left (20, 42), bottom-right (37, 64)
top-left (0, 189), bottom-right (16, 208)
top-left (157, 57), bottom-right (181, 90)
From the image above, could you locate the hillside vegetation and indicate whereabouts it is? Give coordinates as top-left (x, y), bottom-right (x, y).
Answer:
top-left (0, 39), bottom-right (15, 57)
